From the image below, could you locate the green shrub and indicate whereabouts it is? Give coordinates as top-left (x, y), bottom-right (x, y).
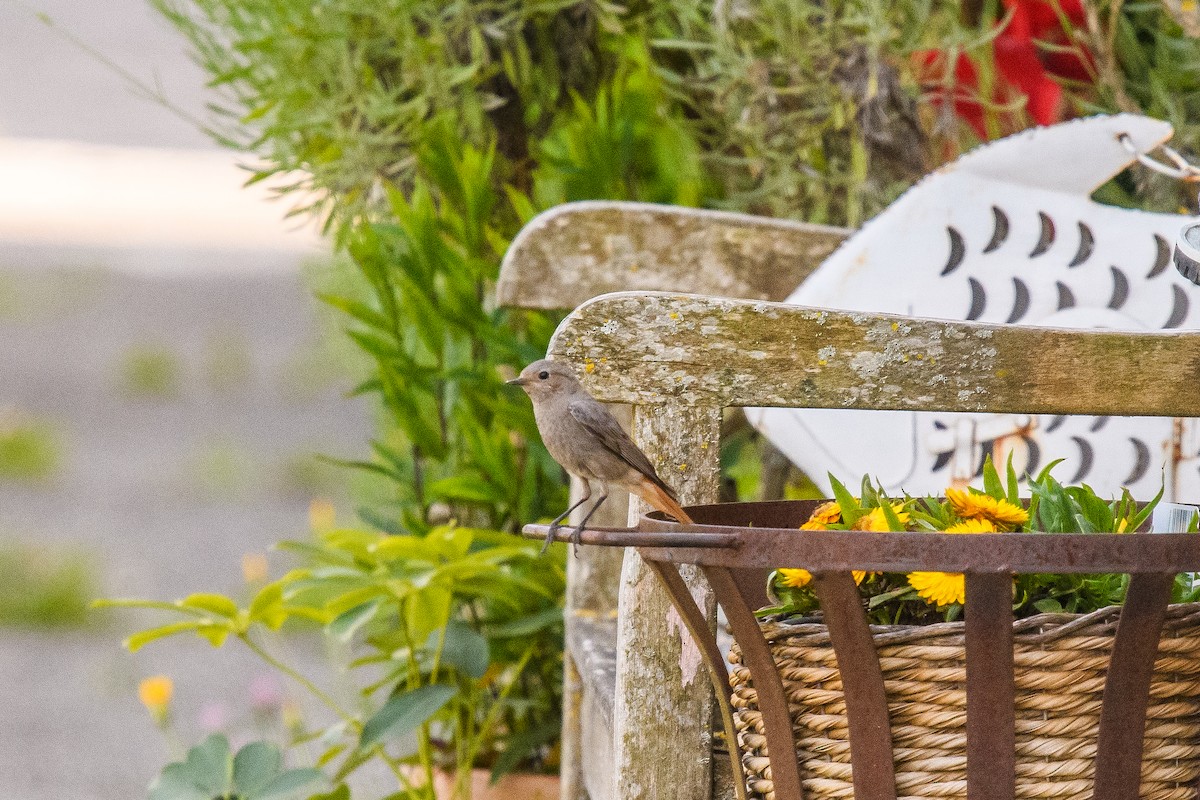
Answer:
top-left (0, 414), bottom-right (62, 483)
top-left (0, 539), bottom-right (92, 628)
top-left (134, 1), bottom-right (1200, 795)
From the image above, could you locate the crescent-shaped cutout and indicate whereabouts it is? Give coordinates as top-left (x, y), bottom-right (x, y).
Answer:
top-left (966, 277), bottom-right (986, 321)
top-left (941, 227), bottom-right (966, 276)
top-left (1056, 282), bottom-right (1075, 310)
top-left (1147, 234), bottom-right (1171, 279)
top-left (1024, 438), bottom-right (1041, 476)
top-left (1045, 415), bottom-right (1067, 433)
top-left (1006, 277), bottom-right (1030, 323)
top-left (1068, 436), bottom-right (1094, 484)
top-left (1123, 438), bottom-right (1151, 485)
top-left (1067, 222), bottom-right (1094, 267)
top-left (1164, 284), bottom-right (1189, 329)
top-left (1030, 211), bottom-right (1055, 257)
top-left (1089, 416), bottom-right (1109, 432)
top-left (984, 206), bottom-right (1010, 254)
top-left (1107, 267), bottom-right (1130, 310)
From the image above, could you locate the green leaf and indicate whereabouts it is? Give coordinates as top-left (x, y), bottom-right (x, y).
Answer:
top-left (328, 600), bottom-right (381, 643)
top-left (981, 455), bottom-right (1004, 499)
top-left (257, 768), bottom-right (329, 800)
top-left (483, 607), bottom-right (562, 637)
top-left (434, 621), bottom-right (489, 679)
top-left (232, 741), bottom-right (282, 796)
top-left (126, 621), bottom-right (210, 652)
top-left (179, 593), bottom-right (239, 618)
top-left (186, 735), bottom-right (233, 795)
top-left (360, 684), bottom-right (458, 748)
top-left (147, 763), bottom-right (210, 800)
top-left (405, 585), bottom-right (452, 645)
top-left (317, 293), bottom-right (392, 332)
top-left (249, 582), bottom-right (288, 629)
top-left (828, 474), bottom-right (864, 526)
top-left (307, 784), bottom-right (351, 800)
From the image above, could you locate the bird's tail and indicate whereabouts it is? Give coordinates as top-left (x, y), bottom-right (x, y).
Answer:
top-left (634, 477), bottom-right (694, 524)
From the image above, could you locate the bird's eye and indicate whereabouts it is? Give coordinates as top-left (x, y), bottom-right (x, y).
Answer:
top-left (538, 371), bottom-right (550, 380)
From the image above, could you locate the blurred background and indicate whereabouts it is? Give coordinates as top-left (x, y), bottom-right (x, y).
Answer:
top-left (2, 1), bottom-right (1198, 798)
top-left (0, 2), bottom-right (370, 796)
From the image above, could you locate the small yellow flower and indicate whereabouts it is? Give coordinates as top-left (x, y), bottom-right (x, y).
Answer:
top-left (945, 487), bottom-right (1028, 527)
top-left (908, 571), bottom-right (965, 607)
top-left (908, 518), bottom-right (996, 606)
top-left (778, 568), bottom-right (866, 588)
top-left (852, 504), bottom-right (910, 531)
top-left (138, 675), bottom-right (173, 722)
top-left (806, 503), bottom-right (844, 527)
top-left (309, 498), bottom-right (336, 531)
top-left (241, 552), bottom-right (269, 583)
top-left (778, 568), bottom-right (813, 588)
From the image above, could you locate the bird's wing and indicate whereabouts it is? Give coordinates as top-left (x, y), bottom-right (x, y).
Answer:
top-left (568, 398), bottom-right (678, 499)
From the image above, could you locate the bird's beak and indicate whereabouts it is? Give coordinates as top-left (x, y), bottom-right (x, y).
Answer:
top-left (505, 377), bottom-right (527, 387)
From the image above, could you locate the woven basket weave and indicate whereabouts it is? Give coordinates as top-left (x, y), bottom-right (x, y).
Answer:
top-left (728, 603), bottom-right (1200, 800)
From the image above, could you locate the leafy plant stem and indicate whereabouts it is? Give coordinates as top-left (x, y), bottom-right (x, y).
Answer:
top-left (238, 633), bottom-right (356, 727)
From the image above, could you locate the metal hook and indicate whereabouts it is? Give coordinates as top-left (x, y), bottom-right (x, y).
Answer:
top-left (1118, 132), bottom-right (1200, 183)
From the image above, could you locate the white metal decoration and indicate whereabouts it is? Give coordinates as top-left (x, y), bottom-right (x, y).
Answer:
top-left (748, 113), bottom-right (1200, 501)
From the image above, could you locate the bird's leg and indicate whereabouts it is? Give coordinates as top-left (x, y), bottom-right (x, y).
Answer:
top-left (569, 493), bottom-right (609, 553)
top-left (542, 482), bottom-right (591, 555)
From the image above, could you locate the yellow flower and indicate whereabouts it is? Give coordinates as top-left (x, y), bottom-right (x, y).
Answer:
top-left (309, 498), bottom-right (336, 531)
top-left (852, 504), bottom-right (910, 531)
top-left (908, 518), bottom-right (996, 607)
top-left (801, 501), bottom-right (842, 530)
top-left (241, 552), bottom-right (269, 583)
top-left (138, 675), bottom-right (173, 722)
top-left (945, 487), bottom-right (1028, 527)
top-left (945, 518), bottom-right (996, 534)
top-left (908, 571), bottom-right (965, 607)
top-left (777, 568), bottom-right (866, 589)
top-left (778, 568), bottom-right (813, 588)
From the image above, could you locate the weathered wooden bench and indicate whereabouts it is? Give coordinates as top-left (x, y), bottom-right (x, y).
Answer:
top-left (499, 201), bottom-right (850, 799)
top-left (499, 200), bottom-right (1200, 799)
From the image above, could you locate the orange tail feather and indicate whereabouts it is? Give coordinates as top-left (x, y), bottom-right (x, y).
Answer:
top-left (633, 478), bottom-right (694, 524)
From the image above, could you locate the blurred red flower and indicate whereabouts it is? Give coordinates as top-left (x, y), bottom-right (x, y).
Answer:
top-left (916, 0), bottom-right (1095, 139)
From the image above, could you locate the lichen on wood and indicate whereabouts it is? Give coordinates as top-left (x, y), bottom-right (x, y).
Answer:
top-left (497, 202), bottom-right (850, 310)
top-left (554, 291), bottom-right (1200, 418)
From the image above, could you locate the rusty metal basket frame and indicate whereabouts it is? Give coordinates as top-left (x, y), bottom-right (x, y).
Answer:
top-left (525, 499), bottom-right (1200, 800)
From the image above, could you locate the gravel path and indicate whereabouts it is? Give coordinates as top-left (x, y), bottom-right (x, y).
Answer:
top-left (0, 264), bottom-right (374, 799)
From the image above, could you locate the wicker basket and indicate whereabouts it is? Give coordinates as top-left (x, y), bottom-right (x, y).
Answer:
top-left (728, 603), bottom-right (1200, 800)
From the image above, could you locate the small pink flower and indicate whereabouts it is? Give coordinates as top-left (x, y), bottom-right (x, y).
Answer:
top-left (198, 702), bottom-right (229, 733)
top-left (249, 675), bottom-right (284, 714)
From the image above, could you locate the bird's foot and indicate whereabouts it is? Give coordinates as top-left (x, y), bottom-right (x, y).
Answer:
top-left (540, 522), bottom-right (561, 556)
top-left (569, 523), bottom-right (587, 558)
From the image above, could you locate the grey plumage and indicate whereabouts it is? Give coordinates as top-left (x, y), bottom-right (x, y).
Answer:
top-left (507, 358), bottom-right (690, 551)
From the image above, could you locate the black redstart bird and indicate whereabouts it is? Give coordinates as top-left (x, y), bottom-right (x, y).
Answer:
top-left (507, 359), bottom-right (693, 552)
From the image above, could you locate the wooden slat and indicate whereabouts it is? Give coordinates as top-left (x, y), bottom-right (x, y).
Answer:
top-left (812, 572), bottom-right (897, 800)
top-left (551, 292), bottom-right (1200, 417)
top-left (964, 573), bottom-right (1015, 800)
top-left (498, 201), bottom-right (850, 310)
top-left (613, 404), bottom-right (722, 799)
top-left (1093, 572), bottom-right (1175, 800)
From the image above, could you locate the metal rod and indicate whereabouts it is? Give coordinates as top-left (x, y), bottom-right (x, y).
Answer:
top-left (812, 572), bottom-right (898, 800)
top-left (1092, 572), bottom-right (1174, 800)
top-left (964, 572), bottom-right (1016, 800)
top-left (705, 565), bottom-right (806, 800)
top-left (521, 524), bottom-right (740, 549)
top-left (642, 557), bottom-right (748, 800)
